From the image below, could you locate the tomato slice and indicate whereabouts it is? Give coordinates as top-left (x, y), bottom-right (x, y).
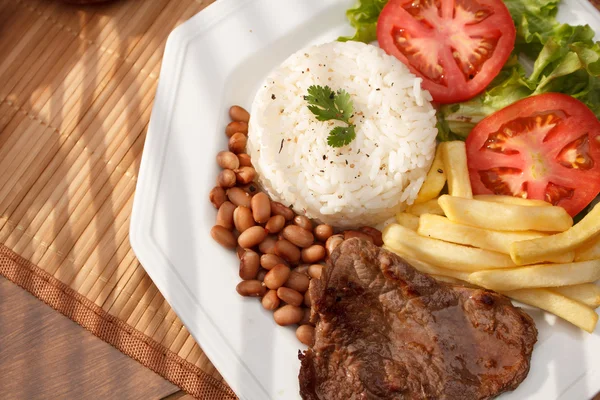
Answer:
top-left (465, 93), bottom-right (600, 217)
top-left (377, 0), bottom-right (515, 104)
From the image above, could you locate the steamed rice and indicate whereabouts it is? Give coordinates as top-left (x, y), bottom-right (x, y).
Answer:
top-left (247, 41), bottom-right (438, 228)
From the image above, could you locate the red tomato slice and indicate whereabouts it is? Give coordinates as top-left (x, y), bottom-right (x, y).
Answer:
top-left (465, 93), bottom-right (600, 217)
top-left (377, 0), bottom-right (515, 103)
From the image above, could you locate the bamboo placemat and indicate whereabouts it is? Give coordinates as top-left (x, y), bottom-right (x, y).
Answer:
top-left (0, 0), bottom-right (235, 398)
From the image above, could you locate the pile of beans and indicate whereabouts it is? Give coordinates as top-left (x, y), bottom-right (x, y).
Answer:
top-left (210, 105), bottom-right (383, 347)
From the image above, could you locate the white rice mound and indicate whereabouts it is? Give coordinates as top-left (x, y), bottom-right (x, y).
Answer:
top-left (247, 41), bottom-right (438, 229)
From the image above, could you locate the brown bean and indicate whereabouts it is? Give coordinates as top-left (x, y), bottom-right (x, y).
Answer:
top-left (344, 230), bottom-right (374, 243)
top-left (229, 105), bottom-right (250, 123)
top-left (282, 225), bottom-right (314, 248)
top-left (235, 166), bottom-right (256, 184)
top-left (228, 132), bottom-right (247, 154)
top-left (261, 290), bottom-right (280, 310)
top-left (239, 182), bottom-right (259, 195)
top-left (260, 254), bottom-right (286, 270)
top-left (294, 215), bottom-right (312, 231)
top-left (237, 153), bottom-right (253, 167)
top-left (299, 308), bottom-right (313, 326)
top-left (301, 245), bottom-right (326, 263)
top-left (210, 225), bottom-right (236, 249)
top-left (296, 325), bottom-right (315, 346)
top-left (265, 215), bottom-right (285, 234)
top-left (239, 250), bottom-right (260, 280)
top-left (359, 226), bottom-right (384, 246)
top-left (233, 206), bottom-right (255, 233)
top-left (216, 201), bottom-right (236, 230)
top-left (209, 186), bottom-right (226, 209)
top-left (236, 280), bottom-right (266, 297)
top-left (258, 235), bottom-right (278, 255)
top-left (270, 201), bottom-right (294, 221)
top-left (308, 264), bottom-right (323, 280)
top-left (314, 224), bottom-right (333, 242)
top-left (217, 169), bottom-right (236, 188)
top-left (238, 226), bottom-right (267, 248)
top-left (274, 239), bottom-right (301, 263)
top-left (304, 290), bottom-right (311, 307)
top-left (273, 305), bottom-right (304, 326)
top-left (276, 287), bottom-right (304, 307)
top-left (216, 151), bottom-right (240, 170)
top-left (325, 234), bottom-right (344, 256)
top-left (264, 264), bottom-right (291, 289)
top-left (285, 271), bottom-right (310, 293)
top-left (256, 268), bottom-right (268, 282)
top-left (227, 187), bottom-right (252, 208)
top-left (294, 265), bottom-right (310, 275)
top-left (225, 121), bottom-right (248, 137)
top-left (250, 192), bottom-right (271, 224)
top-left (236, 246), bottom-right (245, 260)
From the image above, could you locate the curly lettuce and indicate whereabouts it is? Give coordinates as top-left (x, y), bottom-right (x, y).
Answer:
top-left (338, 0), bottom-right (388, 43)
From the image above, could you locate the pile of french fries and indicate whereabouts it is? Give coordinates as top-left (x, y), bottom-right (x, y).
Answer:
top-left (383, 141), bottom-right (600, 333)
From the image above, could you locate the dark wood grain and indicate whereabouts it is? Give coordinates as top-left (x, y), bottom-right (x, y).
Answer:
top-left (0, 276), bottom-right (179, 400)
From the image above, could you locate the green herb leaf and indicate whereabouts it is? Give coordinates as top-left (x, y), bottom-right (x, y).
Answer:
top-left (304, 85), bottom-right (353, 123)
top-left (327, 125), bottom-right (357, 148)
top-left (338, 0), bottom-right (389, 43)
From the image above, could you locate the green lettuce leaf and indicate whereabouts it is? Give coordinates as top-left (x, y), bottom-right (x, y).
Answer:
top-left (338, 0), bottom-right (389, 43)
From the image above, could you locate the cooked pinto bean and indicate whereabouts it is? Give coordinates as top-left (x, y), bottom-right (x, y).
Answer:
top-left (282, 225), bottom-right (314, 248)
top-left (274, 239), bottom-right (301, 263)
top-left (237, 153), bottom-right (253, 167)
top-left (239, 250), bottom-right (260, 280)
top-left (216, 201), bottom-right (236, 230)
top-left (294, 265), bottom-right (310, 275)
top-left (258, 235), bottom-right (278, 255)
top-left (233, 206), bottom-right (254, 233)
top-left (270, 201), bottom-right (294, 221)
top-left (304, 290), bottom-right (311, 307)
top-left (236, 280), bottom-right (266, 297)
top-left (236, 246), bottom-right (245, 260)
top-left (301, 245), bottom-right (326, 263)
top-left (225, 121), bottom-right (248, 137)
top-left (273, 305), bottom-right (304, 326)
top-left (260, 254), bottom-right (286, 270)
top-left (210, 225), bottom-right (236, 249)
top-left (256, 268), bottom-right (268, 282)
top-left (217, 169), bottom-right (236, 188)
top-left (229, 105), bottom-right (250, 123)
top-left (314, 224), bottom-right (333, 242)
top-left (284, 271), bottom-right (310, 293)
top-left (325, 234), bottom-right (344, 256)
top-left (216, 151), bottom-right (240, 170)
top-left (265, 215), bottom-right (285, 234)
top-left (308, 264), bottom-right (323, 280)
top-left (296, 325), bottom-right (316, 346)
top-left (228, 132), bottom-right (247, 154)
top-left (209, 186), bottom-right (227, 209)
top-left (359, 226), bottom-right (383, 246)
top-left (237, 226), bottom-right (267, 248)
top-left (251, 192), bottom-right (271, 223)
top-left (261, 290), bottom-right (280, 311)
top-left (294, 215), bottom-right (312, 231)
top-left (235, 166), bottom-right (256, 184)
top-left (264, 264), bottom-right (291, 289)
top-left (276, 287), bottom-right (303, 307)
top-left (344, 230), bottom-right (374, 243)
top-left (227, 187), bottom-right (252, 208)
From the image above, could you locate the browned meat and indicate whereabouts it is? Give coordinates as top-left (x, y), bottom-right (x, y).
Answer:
top-left (299, 238), bottom-right (537, 400)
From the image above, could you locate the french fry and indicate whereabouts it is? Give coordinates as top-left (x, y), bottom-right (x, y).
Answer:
top-left (406, 199), bottom-right (444, 216)
top-left (550, 283), bottom-right (600, 309)
top-left (468, 260), bottom-right (600, 291)
top-left (510, 202), bottom-right (600, 265)
top-left (383, 224), bottom-right (516, 272)
top-left (440, 141), bottom-right (472, 198)
top-left (575, 235), bottom-right (600, 262)
top-left (394, 212), bottom-right (420, 231)
top-left (417, 213), bottom-right (550, 254)
top-left (382, 248), bottom-right (471, 281)
top-left (501, 288), bottom-right (598, 333)
top-left (415, 145), bottom-right (446, 203)
top-left (438, 194), bottom-right (572, 232)
top-left (474, 194), bottom-right (551, 207)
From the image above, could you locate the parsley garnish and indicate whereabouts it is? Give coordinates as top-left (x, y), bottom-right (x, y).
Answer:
top-left (304, 85), bottom-right (356, 148)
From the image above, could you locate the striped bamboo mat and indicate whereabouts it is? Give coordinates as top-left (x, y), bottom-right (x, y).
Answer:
top-left (0, 0), bottom-right (236, 398)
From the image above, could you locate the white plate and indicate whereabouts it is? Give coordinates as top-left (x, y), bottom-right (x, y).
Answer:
top-left (130, 1), bottom-right (600, 399)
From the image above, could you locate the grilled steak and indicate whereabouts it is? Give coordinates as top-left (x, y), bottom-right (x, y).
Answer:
top-left (299, 238), bottom-right (537, 400)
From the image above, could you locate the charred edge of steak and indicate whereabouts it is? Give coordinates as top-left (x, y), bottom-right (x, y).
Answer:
top-left (299, 238), bottom-right (537, 400)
